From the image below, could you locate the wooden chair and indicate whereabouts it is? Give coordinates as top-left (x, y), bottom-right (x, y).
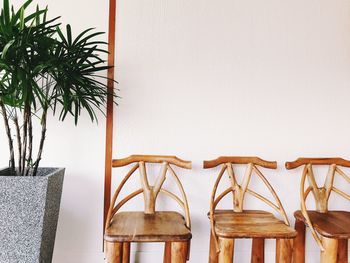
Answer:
top-left (204, 156), bottom-right (297, 263)
top-left (104, 155), bottom-right (192, 263)
top-left (286, 157), bottom-right (350, 263)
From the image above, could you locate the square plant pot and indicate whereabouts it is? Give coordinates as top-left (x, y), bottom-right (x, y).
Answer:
top-left (0, 167), bottom-right (65, 263)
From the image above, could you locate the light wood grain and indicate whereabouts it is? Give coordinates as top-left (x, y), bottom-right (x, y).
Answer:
top-left (209, 165), bottom-right (227, 253)
top-left (171, 242), bottom-right (188, 263)
top-left (227, 163), bottom-right (252, 212)
top-left (105, 164), bottom-right (139, 230)
top-left (209, 231), bottom-right (218, 263)
top-left (252, 165), bottom-right (290, 225)
top-left (299, 165), bottom-right (324, 249)
top-left (105, 212), bottom-right (191, 242)
top-left (206, 157), bottom-right (295, 262)
top-left (294, 210), bottom-right (350, 239)
top-left (122, 242), bottom-right (130, 263)
top-left (276, 239), bottom-right (292, 263)
top-left (218, 238), bottom-right (234, 263)
top-left (106, 156), bottom-right (191, 228)
top-left (285, 157), bottom-right (350, 169)
top-left (293, 218), bottom-right (306, 263)
top-left (332, 186), bottom-right (350, 201)
top-left (204, 156), bottom-right (277, 169)
top-left (290, 158), bottom-right (350, 255)
top-left (113, 155), bottom-right (192, 169)
top-left (106, 242), bottom-right (122, 263)
top-left (105, 156), bottom-right (192, 262)
top-left (320, 237), bottom-right (338, 263)
top-left (251, 238), bottom-right (264, 263)
top-left (164, 242), bottom-right (171, 263)
top-left (337, 239), bottom-right (348, 263)
top-left (167, 164), bottom-right (191, 228)
top-left (212, 210), bottom-right (296, 239)
top-left (335, 167), bottom-right (350, 183)
top-left (104, 0), bottom-right (117, 241)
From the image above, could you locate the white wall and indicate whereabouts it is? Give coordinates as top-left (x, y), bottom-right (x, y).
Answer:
top-left (2, 0), bottom-right (350, 262)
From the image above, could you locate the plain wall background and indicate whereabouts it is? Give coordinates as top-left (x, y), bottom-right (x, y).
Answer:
top-left (1, 0), bottom-right (350, 262)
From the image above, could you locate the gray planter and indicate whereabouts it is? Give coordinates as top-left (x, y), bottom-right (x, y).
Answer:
top-left (0, 167), bottom-right (65, 263)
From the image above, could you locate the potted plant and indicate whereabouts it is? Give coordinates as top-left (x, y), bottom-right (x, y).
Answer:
top-left (0, 0), bottom-right (116, 262)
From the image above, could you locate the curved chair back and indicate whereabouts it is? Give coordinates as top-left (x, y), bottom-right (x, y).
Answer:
top-left (105, 155), bottom-right (192, 230)
top-left (204, 156), bottom-right (290, 252)
top-left (204, 156), bottom-right (289, 224)
top-left (286, 157), bottom-right (350, 249)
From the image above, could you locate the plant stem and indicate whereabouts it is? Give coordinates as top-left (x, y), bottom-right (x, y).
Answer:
top-left (25, 108), bottom-right (33, 176)
top-left (0, 101), bottom-right (15, 171)
top-left (13, 111), bottom-right (22, 175)
top-left (33, 108), bottom-right (47, 177)
top-left (21, 105), bottom-right (29, 176)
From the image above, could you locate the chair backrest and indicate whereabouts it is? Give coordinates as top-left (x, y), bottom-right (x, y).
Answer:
top-left (286, 157), bottom-right (350, 213)
top-left (105, 155), bottom-right (192, 230)
top-left (286, 157), bottom-right (350, 249)
top-left (204, 156), bottom-right (289, 225)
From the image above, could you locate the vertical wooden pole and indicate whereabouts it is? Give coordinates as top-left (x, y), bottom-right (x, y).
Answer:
top-left (293, 218), bottom-right (306, 263)
top-left (104, 0), bottom-right (117, 243)
top-left (251, 238), bottom-right (264, 263)
top-left (276, 239), bottom-right (293, 263)
top-left (320, 237), bottom-right (338, 263)
top-left (122, 242), bottom-right (130, 263)
top-left (164, 242), bottom-right (171, 263)
top-left (209, 231), bottom-right (218, 263)
top-left (106, 242), bottom-right (123, 263)
top-left (218, 238), bottom-right (234, 263)
top-left (171, 242), bottom-right (188, 263)
top-left (337, 239), bottom-right (348, 263)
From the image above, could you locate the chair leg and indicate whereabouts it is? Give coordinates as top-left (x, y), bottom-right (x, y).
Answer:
top-left (209, 231), bottom-right (218, 263)
top-left (218, 237), bottom-right (234, 263)
top-left (171, 241), bottom-right (188, 263)
top-left (293, 219), bottom-right (305, 263)
top-left (106, 241), bottom-right (123, 263)
top-left (337, 239), bottom-right (348, 263)
top-left (320, 237), bottom-right (338, 263)
top-left (186, 240), bottom-right (191, 261)
top-left (164, 242), bottom-right (171, 263)
top-left (122, 242), bottom-right (130, 263)
top-left (251, 238), bottom-right (264, 263)
top-left (276, 239), bottom-right (293, 263)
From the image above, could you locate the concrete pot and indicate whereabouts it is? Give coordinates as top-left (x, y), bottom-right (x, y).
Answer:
top-left (0, 167), bottom-right (65, 263)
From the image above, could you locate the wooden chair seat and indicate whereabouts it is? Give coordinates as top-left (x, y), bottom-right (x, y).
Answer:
top-left (212, 210), bottom-right (297, 239)
top-left (294, 210), bottom-right (350, 239)
top-left (105, 211), bottom-right (192, 242)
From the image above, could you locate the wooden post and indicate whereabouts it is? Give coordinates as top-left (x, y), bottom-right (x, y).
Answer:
top-left (337, 239), bottom-right (348, 263)
top-left (209, 231), bottom-right (218, 263)
top-left (164, 242), bottom-right (171, 263)
top-left (276, 239), bottom-right (292, 263)
top-left (106, 242), bottom-right (123, 263)
top-left (293, 219), bottom-right (306, 263)
top-left (122, 242), bottom-right (130, 263)
top-left (252, 238), bottom-right (264, 263)
top-left (218, 238), bottom-right (234, 263)
top-left (171, 242), bottom-right (188, 263)
top-left (104, 0), bottom-right (117, 241)
top-left (320, 237), bottom-right (338, 263)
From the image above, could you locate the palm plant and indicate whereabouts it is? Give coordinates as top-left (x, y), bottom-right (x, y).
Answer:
top-left (0, 0), bottom-right (116, 176)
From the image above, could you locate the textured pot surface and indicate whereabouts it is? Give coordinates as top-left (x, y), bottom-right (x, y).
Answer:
top-left (0, 168), bottom-right (65, 263)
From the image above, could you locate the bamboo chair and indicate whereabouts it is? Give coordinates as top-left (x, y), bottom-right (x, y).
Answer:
top-left (286, 157), bottom-right (350, 263)
top-left (204, 156), bottom-right (296, 263)
top-left (104, 155), bottom-right (192, 263)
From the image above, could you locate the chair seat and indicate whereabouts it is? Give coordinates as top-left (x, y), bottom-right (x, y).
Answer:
top-left (211, 210), bottom-right (297, 239)
top-left (294, 210), bottom-right (350, 239)
top-left (104, 211), bottom-right (192, 242)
